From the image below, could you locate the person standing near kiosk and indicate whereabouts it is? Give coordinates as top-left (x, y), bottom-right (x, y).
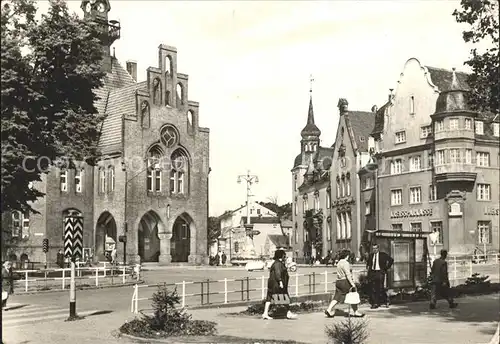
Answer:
top-left (366, 243), bottom-right (394, 309)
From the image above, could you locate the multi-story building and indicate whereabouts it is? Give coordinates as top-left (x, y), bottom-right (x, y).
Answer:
top-left (219, 201), bottom-right (277, 233)
top-left (291, 93), bottom-right (333, 262)
top-left (329, 100), bottom-right (375, 256)
top-left (366, 58), bottom-right (499, 288)
top-left (4, 0), bottom-right (210, 266)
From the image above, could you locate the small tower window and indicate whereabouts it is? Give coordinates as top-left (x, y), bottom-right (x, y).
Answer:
top-left (75, 169), bottom-right (84, 193)
top-left (141, 101), bottom-right (150, 128)
top-left (410, 96), bottom-right (415, 115)
top-left (153, 78), bottom-right (162, 105)
top-left (176, 83), bottom-right (184, 108)
top-left (60, 170), bottom-right (68, 192)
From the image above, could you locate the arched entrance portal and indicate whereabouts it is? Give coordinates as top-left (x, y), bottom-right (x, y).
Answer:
top-left (138, 211), bottom-right (163, 263)
top-left (171, 214), bottom-right (191, 263)
top-left (95, 212), bottom-right (117, 260)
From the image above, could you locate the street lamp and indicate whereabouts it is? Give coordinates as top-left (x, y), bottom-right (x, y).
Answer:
top-left (237, 170), bottom-right (259, 225)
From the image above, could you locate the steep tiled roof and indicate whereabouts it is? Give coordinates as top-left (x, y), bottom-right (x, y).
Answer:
top-left (301, 96), bottom-right (321, 137)
top-left (371, 102), bottom-right (389, 135)
top-left (425, 66), bottom-right (469, 92)
top-left (95, 57), bottom-right (138, 155)
top-left (345, 111), bottom-right (375, 151)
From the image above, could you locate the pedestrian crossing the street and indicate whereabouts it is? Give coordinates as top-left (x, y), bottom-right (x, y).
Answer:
top-left (1, 303), bottom-right (101, 330)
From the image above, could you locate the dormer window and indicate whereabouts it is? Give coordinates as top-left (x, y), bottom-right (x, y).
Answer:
top-left (435, 120), bottom-right (444, 132)
top-left (475, 121), bottom-right (484, 135)
top-left (465, 118), bottom-right (472, 130)
top-left (493, 123), bottom-right (499, 137)
top-left (449, 118), bottom-right (459, 130)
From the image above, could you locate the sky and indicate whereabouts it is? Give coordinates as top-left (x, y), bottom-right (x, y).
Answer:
top-left (35, 0), bottom-right (479, 216)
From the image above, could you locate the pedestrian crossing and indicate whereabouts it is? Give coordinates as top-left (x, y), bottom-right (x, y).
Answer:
top-left (2, 302), bottom-right (101, 330)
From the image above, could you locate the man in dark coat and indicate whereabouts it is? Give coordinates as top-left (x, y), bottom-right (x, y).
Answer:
top-left (221, 252), bottom-right (227, 265)
top-left (57, 249), bottom-right (64, 268)
top-left (366, 243), bottom-right (394, 309)
top-left (430, 249), bottom-right (457, 309)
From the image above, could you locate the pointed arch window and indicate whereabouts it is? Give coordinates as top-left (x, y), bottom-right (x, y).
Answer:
top-left (141, 101), bottom-right (150, 128)
top-left (153, 78), bottom-right (162, 105)
top-left (98, 167), bottom-right (106, 194)
top-left (341, 174), bottom-right (346, 197)
top-left (170, 149), bottom-right (189, 195)
top-left (147, 145), bottom-right (164, 193)
top-left (336, 176), bottom-right (341, 198)
top-left (346, 173), bottom-right (351, 196)
top-left (108, 166), bottom-right (115, 192)
top-left (326, 186), bottom-right (331, 209)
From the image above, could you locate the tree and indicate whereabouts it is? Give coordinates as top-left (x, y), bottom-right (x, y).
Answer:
top-left (304, 209), bottom-right (323, 257)
top-left (1, 0), bottom-right (106, 214)
top-left (207, 216), bottom-right (221, 242)
top-left (453, 0), bottom-right (499, 113)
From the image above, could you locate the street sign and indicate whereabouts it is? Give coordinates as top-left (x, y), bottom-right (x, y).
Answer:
top-left (73, 217), bottom-right (83, 260)
top-left (64, 216), bottom-right (83, 259)
top-left (42, 238), bottom-right (49, 253)
top-left (64, 217), bottom-right (73, 258)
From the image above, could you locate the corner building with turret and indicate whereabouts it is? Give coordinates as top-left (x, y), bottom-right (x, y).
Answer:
top-left (2, 0), bottom-right (210, 266)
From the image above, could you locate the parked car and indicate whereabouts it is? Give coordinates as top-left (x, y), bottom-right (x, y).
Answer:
top-left (245, 260), bottom-right (266, 271)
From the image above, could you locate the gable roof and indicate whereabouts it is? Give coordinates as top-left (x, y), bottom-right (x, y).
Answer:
top-left (425, 66), bottom-right (469, 92)
top-left (95, 57), bottom-right (144, 155)
top-left (344, 111), bottom-right (375, 152)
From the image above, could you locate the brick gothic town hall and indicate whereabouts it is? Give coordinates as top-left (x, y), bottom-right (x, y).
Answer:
top-left (3, 0), bottom-right (210, 265)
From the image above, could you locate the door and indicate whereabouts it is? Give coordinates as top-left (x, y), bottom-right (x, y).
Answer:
top-left (389, 240), bottom-right (415, 288)
top-left (171, 220), bottom-right (190, 262)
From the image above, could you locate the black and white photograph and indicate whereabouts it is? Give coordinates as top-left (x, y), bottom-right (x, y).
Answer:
top-left (1, 0), bottom-right (499, 343)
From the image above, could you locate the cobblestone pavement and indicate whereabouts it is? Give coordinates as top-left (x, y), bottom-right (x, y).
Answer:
top-left (3, 293), bottom-right (498, 344)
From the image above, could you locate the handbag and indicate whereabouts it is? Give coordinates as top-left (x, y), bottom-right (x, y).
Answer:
top-left (344, 289), bottom-right (360, 305)
top-left (271, 293), bottom-right (291, 305)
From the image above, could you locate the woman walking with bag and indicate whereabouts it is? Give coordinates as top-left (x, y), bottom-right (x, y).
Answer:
top-left (262, 249), bottom-right (297, 320)
top-left (324, 249), bottom-right (365, 318)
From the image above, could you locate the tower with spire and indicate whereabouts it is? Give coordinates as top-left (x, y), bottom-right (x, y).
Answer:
top-left (81, 0), bottom-right (121, 72)
top-left (300, 75), bottom-right (321, 173)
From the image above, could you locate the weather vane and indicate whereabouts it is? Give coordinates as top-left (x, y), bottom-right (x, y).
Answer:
top-left (309, 74), bottom-right (315, 94)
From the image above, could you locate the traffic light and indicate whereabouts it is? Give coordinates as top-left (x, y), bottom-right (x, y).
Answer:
top-left (42, 238), bottom-right (49, 253)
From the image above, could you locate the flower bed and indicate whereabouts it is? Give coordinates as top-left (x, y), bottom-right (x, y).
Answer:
top-left (119, 286), bottom-right (217, 338)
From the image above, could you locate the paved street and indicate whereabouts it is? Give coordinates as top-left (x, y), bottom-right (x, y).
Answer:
top-left (3, 293), bottom-right (499, 344)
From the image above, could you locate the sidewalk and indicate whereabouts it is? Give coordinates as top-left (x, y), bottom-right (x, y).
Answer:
top-left (3, 293), bottom-right (499, 344)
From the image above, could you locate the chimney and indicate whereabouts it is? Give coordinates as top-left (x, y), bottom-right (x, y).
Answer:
top-left (371, 105), bottom-right (378, 113)
top-left (126, 60), bottom-right (137, 82)
top-left (388, 89), bottom-right (394, 102)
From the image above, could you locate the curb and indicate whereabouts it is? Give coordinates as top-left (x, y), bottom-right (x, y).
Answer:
top-left (14, 280), bottom-right (144, 295)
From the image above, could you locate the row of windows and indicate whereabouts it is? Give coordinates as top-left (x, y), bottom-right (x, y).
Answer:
top-left (295, 191), bottom-right (332, 215)
top-left (389, 220), bottom-right (493, 245)
top-left (396, 120), bottom-right (500, 143)
top-left (145, 146), bottom-right (189, 195)
top-left (60, 169), bottom-right (85, 193)
top-left (388, 150), bottom-right (493, 175)
top-left (390, 183), bottom-right (491, 206)
top-left (336, 174), bottom-right (351, 198)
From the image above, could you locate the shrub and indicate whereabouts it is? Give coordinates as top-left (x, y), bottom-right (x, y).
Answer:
top-left (355, 274), bottom-right (370, 302)
top-left (120, 285), bottom-right (217, 338)
top-left (326, 317), bottom-right (369, 344)
top-left (241, 300), bottom-right (325, 317)
top-left (465, 273), bottom-right (490, 286)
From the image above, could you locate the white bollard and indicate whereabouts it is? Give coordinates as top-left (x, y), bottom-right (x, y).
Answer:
top-left (295, 273), bottom-right (299, 296)
top-left (95, 268), bottom-right (99, 286)
top-left (134, 284), bottom-right (139, 314)
top-left (103, 262), bottom-right (106, 277)
top-left (261, 276), bottom-right (265, 300)
top-left (324, 271), bottom-right (328, 293)
top-left (62, 269), bottom-right (66, 290)
top-left (182, 281), bottom-right (186, 308)
top-left (224, 278), bottom-right (228, 304)
top-left (25, 271), bottom-right (29, 292)
top-left (122, 266), bottom-right (126, 284)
